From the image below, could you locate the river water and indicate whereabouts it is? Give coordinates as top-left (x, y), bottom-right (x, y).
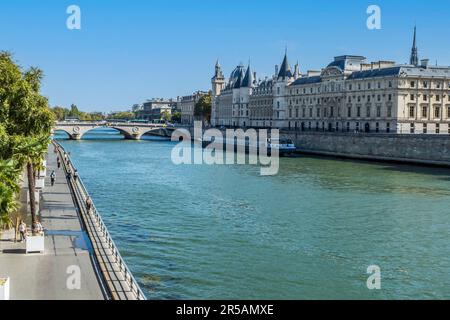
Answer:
top-left (55, 129), bottom-right (450, 300)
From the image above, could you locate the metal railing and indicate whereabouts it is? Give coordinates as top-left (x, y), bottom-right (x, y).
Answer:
top-left (52, 140), bottom-right (147, 300)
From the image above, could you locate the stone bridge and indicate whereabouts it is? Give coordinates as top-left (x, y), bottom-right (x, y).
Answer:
top-left (53, 121), bottom-right (176, 140)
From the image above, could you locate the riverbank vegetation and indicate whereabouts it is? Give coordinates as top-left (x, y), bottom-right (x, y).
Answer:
top-left (0, 52), bottom-right (54, 230)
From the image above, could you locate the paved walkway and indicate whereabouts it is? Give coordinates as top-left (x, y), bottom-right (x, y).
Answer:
top-left (0, 147), bottom-right (105, 300)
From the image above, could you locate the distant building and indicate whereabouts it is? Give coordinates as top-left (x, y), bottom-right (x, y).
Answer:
top-left (179, 91), bottom-right (208, 125)
top-left (136, 98), bottom-right (177, 121)
top-left (212, 27), bottom-right (450, 134)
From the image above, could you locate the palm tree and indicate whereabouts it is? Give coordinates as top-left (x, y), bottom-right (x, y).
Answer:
top-left (13, 136), bottom-right (49, 230)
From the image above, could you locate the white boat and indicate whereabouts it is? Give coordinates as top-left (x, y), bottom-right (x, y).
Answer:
top-left (200, 136), bottom-right (297, 156)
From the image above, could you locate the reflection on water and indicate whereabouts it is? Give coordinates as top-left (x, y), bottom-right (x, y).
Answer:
top-left (56, 130), bottom-right (450, 300)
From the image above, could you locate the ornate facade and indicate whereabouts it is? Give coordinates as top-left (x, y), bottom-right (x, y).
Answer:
top-left (211, 28), bottom-right (450, 134)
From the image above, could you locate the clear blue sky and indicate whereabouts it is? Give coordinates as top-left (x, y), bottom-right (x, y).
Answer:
top-left (1, 0), bottom-right (449, 113)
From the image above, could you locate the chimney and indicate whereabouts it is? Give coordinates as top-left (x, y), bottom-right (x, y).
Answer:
top-left (275, 65), bottom-right (279, 76)
top-left (421, 59), bottom-right (429, 68)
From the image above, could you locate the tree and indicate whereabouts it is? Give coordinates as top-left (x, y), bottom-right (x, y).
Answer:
top-left (161, 111), bottom-right (172, 122)
top-left (0, 51), bottom-right (54, 231)
top-left (0, 159), bottom-right (21, 229)
top-left (172, 111), bottom-right (181, 123)
top-left (194, 93), bottom-right (212, 124)
top-left (13, 136), bottom-right (50, 229)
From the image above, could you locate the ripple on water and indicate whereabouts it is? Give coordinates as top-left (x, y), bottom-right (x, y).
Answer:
top-left (58, 135), bottom-right (450, 299)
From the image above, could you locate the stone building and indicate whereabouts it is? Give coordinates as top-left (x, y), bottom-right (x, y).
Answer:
top-left (179, 91), bottom-right (208, 125)
top-left (135, 98), bottom-right (177, 121)
top-left (212, 28), bottom-right (450, 134)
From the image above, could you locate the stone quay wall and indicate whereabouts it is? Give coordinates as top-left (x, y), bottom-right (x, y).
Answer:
top-left (282, 131), bottom-right (450, 167)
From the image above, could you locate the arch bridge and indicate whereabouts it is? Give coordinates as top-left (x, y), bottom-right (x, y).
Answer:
top-left (53, 121), bottom-right (176, 140)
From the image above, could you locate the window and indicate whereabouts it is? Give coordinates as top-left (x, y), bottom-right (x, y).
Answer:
top-left (368, 83), bottom-right (371, 89)
top-left (296, 108), bottom-right (299, 118)
top-left (448, 106), bottom-right (450, 119)
top-left (316, 108), bottom-right (320, 117)
top-left (436, 95), bottom-right (440, 102)
top-left (388, 81), bottom-right (392, 88)
top-left (388, 94), bottom-right (392, 101)
top-left (387, 106), bottom-right (392, 118)
top-left (357, 96), bottom-right (361, 102)
top-left (309, 108), bottom-right (313, 117)
top-left (348, 107), bottom-right (352, 117)
top-left (366, 106), bottom-right (371, 117)
top-left (422, 106), bottom-right (428, 118)
top-left (302, 108), bottom-right (306, 117)
top-left (377, 82), bottom-right (381, 89)
top-left (289, 109), bottom-right (292, 118)
top-left (386, 122), bottom-right (390, 133)
top-left (423, 81), bottom-right (428, 88)
top-left (435, 107), bottom-right (441, 118)
top-left (423, 123), bottom-right (427, 134)
top-left (410, 81), bottom-right (415, 88)
top-left (409, 106), bottom-right (415, 118)
top-left (330, 107), bottom-right (334, 117)
top-left (357, 107), bottom-right (361, 117)
top-left (347, 122), bottom-right (350, 132)
top-left (377, 106), bottom-right (381, 117)
top-left (410, 94), bottom-right (415, 101)
top-left (349, 84), bottom-right (352, 90)
top-left (277, 87), bottom-right (280, 94)
top-left (377, 95), bottom-right (381, 102)
top-left (436, 123), bottom-right (440, 134)
top-left (368, 96), bottom-right (371, 102)
top-left (376, 122), bottom-right (379, 133)
top-left (410, 123), bottom-right (415, 134)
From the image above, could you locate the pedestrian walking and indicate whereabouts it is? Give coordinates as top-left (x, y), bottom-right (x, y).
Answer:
top-left (73, 169), bottom-right (79, 182)
top-left (66, 169), bottom-right (72, 182)
top-left (19, 221), bottom-right (27, 242)
top-left (50, 170), bottom-right (56, 186)
top-left (86, 196), bottom-right (93, 213)
top-left (57, 156), bottom-right (61, 169)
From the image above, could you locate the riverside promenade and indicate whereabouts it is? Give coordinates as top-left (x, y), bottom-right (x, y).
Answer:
top-left (0, 145), bottom-right (104, 300)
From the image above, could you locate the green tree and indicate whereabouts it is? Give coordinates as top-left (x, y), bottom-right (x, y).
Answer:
top-left (171, 111), bottom-right (181, 123)
top-left (161, 111), bottom-right (172, 122)
top-left (194, 93), bottom-right (212, 124)
top-left (0, 51), bottom-right (54, 230)
top-left (0, 159), bottom-right (21, 229)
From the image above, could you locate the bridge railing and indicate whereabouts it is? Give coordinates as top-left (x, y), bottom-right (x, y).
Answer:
top-left (52, 140), bottom-right (147, 300)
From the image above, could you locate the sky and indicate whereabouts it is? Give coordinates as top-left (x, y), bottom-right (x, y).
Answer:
top-left (1, 0), bottom-right (449, 113)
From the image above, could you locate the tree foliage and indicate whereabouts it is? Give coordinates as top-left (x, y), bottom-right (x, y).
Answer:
top-left (194, 93), bottom-right (212, 124)
top-left (0, 51), bottom-right (54, 229)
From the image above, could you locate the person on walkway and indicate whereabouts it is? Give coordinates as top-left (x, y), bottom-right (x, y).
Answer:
top-left (86, 196), bottom-right (93, 213)
top-left (34, 220), bottom-right (44, 236)
top-left (57, 157), bottom-right (61, 169)
top-left (73, 169), bottom-right (79, 182)
top-left (66, 169), bottom-right (72, 182)
top-left (50, 170), bottom-right (56, 186)
top-left (19, 221), bottom-right (27, 243)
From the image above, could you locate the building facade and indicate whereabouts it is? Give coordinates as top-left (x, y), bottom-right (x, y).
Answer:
top-left (211, 28), bottom-right (450, 134)
top-left (179, 91), bottom-right (208, 125)
top-left (135, 98), bottom-right (178, 121)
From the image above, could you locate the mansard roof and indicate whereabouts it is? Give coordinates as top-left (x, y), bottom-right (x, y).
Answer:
top-left (346, 67), bottom-right (401, 80)
top-left (290, 76), bottom-right (322, 86)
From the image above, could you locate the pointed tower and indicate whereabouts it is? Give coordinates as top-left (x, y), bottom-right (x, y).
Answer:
top-left (410, 26), bottom-right (419, 66)
top-left (278, 52), bottom-right (293, 79)
top-left (211, 60), bottom-right (225, 97)
top-left (293, 61), bottom-right (300, 80)
top-left (241, 64), bottom-right (254, 87)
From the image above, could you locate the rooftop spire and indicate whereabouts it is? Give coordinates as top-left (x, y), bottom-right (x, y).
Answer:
top-left (278, 51), bottom-right (293, 79)
top-left (242, 63), bottom-right (253, 87)
top-left (410, 26), bottom-right (419, 66)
